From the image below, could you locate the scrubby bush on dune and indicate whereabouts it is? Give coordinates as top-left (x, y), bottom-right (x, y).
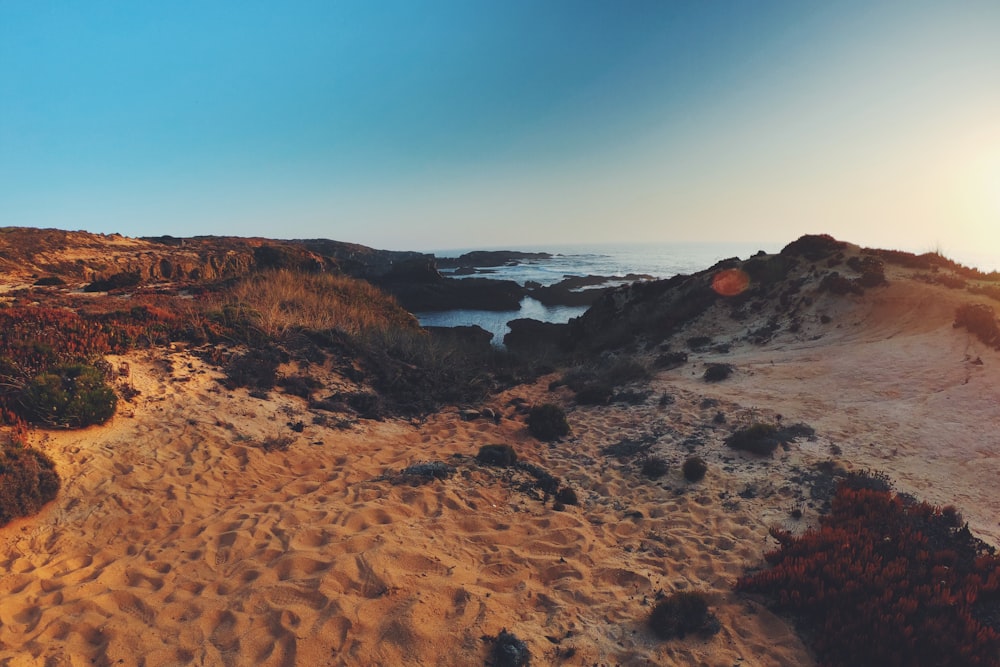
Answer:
top-left (648, 591), bottom-right (720, 640)
top-left (476, 444), bottom-right (517, 467)
top-left (491, 629), bottom-right (530, 667)
top-left (703, 363), bottom-right (733, 382)
top-left (847, 255), bottom-right (888, 287)
top-left (682, 456), bottom-right (707, 482)
top-left (527, 403), bottom-right (569, 441)
top-left (819, 271), bottom-right (863, 296)
top-left (654, 351), bottom-right (688, 370)
top-left (562, 356), bottom-right (651, 405)
top-left (954, 303), bottom-right (1000, 349)
top-left (738, 474), bottom-right (1000, 667)
top-left (725, 422), bottom-right (814, 456)
top-left (18, 364), bottom-right (117, 428)
top-left (780, 234), bottom-right (847, 261)
top-left (554, 486), bottom-right (578, 506)
top-left (83, 271), bottom-right (141, 293)
top-left (222, 347), bottom-right (285, 392)
top-left (641, 456), bottom-right (669, 479)
top-left (0, 443), bottom-right (59, 526)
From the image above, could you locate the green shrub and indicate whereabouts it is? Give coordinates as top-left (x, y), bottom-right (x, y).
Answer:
top-left (566, 356), bottom-right (653, 406)
top-left (682, 456), bottom-right (708, 482)
top-left (726, 422), bottom-right (814, 456)
top-left (0, 445), bottom-right (60, 526)
top-left (527, 403), bottom-right (569, 441)
top-left (477, 444), bottom-right (517, 467)
top-left (555, 487), bottom-right (578, 506)
top-left (641, 456), bottom-right (669, 479)
top-left (19, 364), bottom-right (117, 428)
top-left (725, 423), bottom-right (780, 456)
top-left (573, 383), bottom-right (613, 405)
top-left (703, 363), bottom-right (733, 382)
top-left (491, 628), bottom-right (530, 667)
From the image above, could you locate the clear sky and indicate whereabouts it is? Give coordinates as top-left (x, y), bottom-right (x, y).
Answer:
top-left (2, 2), bottom-right (999, 267)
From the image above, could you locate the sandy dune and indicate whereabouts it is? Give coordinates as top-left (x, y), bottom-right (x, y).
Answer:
top-left (0, 347), bottom-right (813, 666)
top-left (671, 269), bottom-right (1000, 546)
top-left (2, 260), bottom-right (999, 665)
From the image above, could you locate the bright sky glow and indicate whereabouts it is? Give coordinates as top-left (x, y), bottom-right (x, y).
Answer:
top-left (2, 1), bottom-right (999, 267)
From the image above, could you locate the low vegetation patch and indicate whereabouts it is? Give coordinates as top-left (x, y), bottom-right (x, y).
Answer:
top-left (562, 356), bottom-right (651, 406)
top-left (648, 591), bottom-right (720, 640)
top-left (682, 456), bottom-right (708, 482)
top-left (476, 444), bottom-right (517, 467)
top-left (641, 456), bottom-right (668, 479)
top-left (954, 303), bottom-right (1000, 349)
top-left (654, 351), bottom-right (688, 370)
top-left (703, 363), bottom-right (733, 382)
top-left (527, 403), bottom-right (569, 441)
top-left (0, 443), bottom-right (60, 526)
top-left (738, 473), bottom-right (1000, 667)
top-left (394, 461), bottom-right (454, 485)
top-left (489, 629), bottom-right (530, 667)
top-left (725, 422), bottom-right (814, 456)
top-left (19, 364), bottom-right (117, 428)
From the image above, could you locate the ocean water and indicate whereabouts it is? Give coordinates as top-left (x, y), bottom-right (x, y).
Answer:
top-left (416, 241), bottom-right (784, 344)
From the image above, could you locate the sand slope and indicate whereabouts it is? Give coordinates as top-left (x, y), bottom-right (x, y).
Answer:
top-left (670, 270), bottom-right (1000, 545)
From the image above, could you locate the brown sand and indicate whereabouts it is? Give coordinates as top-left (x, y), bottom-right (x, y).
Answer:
top-left (670, 267), bottom-right (1000, 546)
top-left (0, 347), bottom-right (812, 666)
top-left (3, 263), bottom-right (998, 665)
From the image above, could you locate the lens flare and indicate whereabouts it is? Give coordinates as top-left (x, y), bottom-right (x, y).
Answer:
top-left (711, 268), bottom-right (750, 297)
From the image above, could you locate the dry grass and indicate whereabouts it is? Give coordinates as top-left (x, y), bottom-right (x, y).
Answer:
top-left (223, 269), bottom-right (420, 340)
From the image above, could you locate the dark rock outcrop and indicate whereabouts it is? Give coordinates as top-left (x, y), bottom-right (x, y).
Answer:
top-left (436, 250), bottom-right (551, 269)
top-left (503, 318), bottom-right (570, 353)
top-left (424, 325), bottom-right (494, 350)
top-left (386, 277), bottom-right (525, 312)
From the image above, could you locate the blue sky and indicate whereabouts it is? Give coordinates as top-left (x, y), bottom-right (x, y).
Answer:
top-left (2, 2), bottom-right (1000, 266)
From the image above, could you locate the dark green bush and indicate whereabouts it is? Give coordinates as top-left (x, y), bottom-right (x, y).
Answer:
top-left (573, 383), bottom-right (613, 405)
top-left (703, 363), bottom-right (733, 382)
top-left (0, 445), bottom-right (60, 525)
top-left (33, 276), bottom-right (65, 287)
top-left (84, 271), bottom-right (141, 293)
top-left (725, 423), bottom-right (780, 456)
top-left (654, 351), bottom-right (688, 370)
top-left (648, 591), bottom-right (720, 640)
top-left (477, 444), bottom-right (517, 467)
top-left (641, 456), bottom-right (669, 479)
top-left (563, 357), bottom-right (651, 404)
top-left (223, 347), bottom-right (285, 391)
top-left (19, 364), bottom-right (117, 428)
top-left (686, 336), bottom-right (713, 351)
top-left (527, 403), bottom-right (569, 441)
top-left (682, 456), bottom-right (708, 482)
top-left (725, 422), bottom-right (814, 456)
top-left (491, 628), bottom-right (530, 667)
top-left (555, 487), bottom-right (578, 506)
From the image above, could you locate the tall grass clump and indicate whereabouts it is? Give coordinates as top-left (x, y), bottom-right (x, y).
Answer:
top-left (222, 269), bottom-right (420, 342)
